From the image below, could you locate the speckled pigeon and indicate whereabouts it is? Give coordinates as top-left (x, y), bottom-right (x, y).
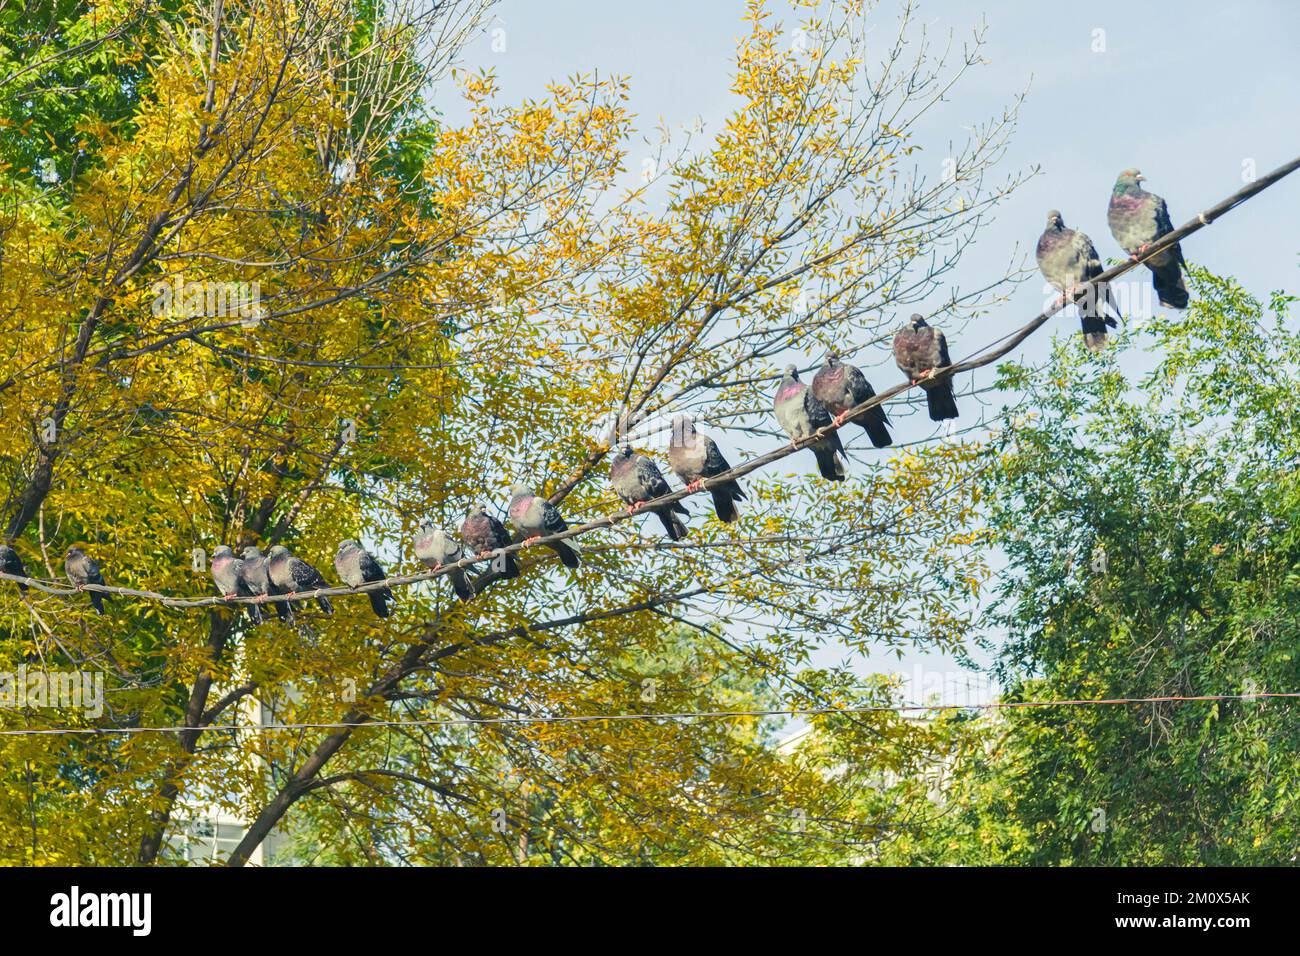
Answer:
top-left (811, 352), bottom-right (893, 448)
top-left (64, 546), bottom-right (107, 614)
top-left (414, 526), bottom-right (473, 601)
top-left (335, 540), bottom-right (393, 619)
top-left (266, 545), bottom-right (334, 615)
top-left (610, 445), bottom-right (689, 540)
top-left (461, 504), bottom-right (520, 579)
top-left (242, 545), bottom-right (289, 621)
top-left (212, 545), bottom-right (262, 625)
top-left (1108, 169), bottom-right (1188, 309)
top-left (892, 314), bottom-right (959, 421)
top-left (667, 414), bottom-right (746, 524)
top-left (0, 544), bottom-right (28, 592)
top-left (1037, 210), bottom-right (1122, 351)
top-left (773, 364), bottom-right (846, 481)
top-left (508, 483), bottom-right (581, 568)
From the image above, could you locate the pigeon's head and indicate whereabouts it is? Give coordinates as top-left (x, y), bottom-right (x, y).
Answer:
top-left (241, 546), bottom-right (263, 560)
top-left (1114, 168), bottom-right (1145, 193)
top-left (615, 444), bottom-right (634, 460)
top-left (1045, 209), bottom-right (1065, 229)
top-left (266, 545), bottom-right (289, 559)
top-left (824, 349), bottom-right (841, 368)
top-left (65, 546), bottom-right (84, 560)
top-left (783, 363), bottom-right (800, 381)
top-left (337, 539), bottom-right (360, 553)
top-left (509, 482), bottom-right (533, 500)
top-left (213, 545), bottom-right (234, 559)
top-left (908, 313), bottom-right (929, 330)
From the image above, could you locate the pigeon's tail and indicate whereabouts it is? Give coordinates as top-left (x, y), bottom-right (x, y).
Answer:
top-left (367, 588), bottom-right (392, 619)
top-left (549, 539), bottom-right (581, 569)
top-left (245, 602), bottom-right (263, 626)
top-left (271, 597), bottom-right (291, 621)
top-left (89, 591), bottom-right (106, 615)
top-left (316, 595), bottom-right (334, 615)
top-left (812, 441), bottom-right (847, 482)
top-left (711, 483), bottom-right (744, 524)
top-left (861, 408), bottom-right (893, 449)
top-left (449, 568), bottom-right (474, 601)
top-left (1149, 262), bottom-right (1189, 310)
top-left (924, 382), bottom-right (959, 422)
top-left (656, 507), bottom-right (688, 541)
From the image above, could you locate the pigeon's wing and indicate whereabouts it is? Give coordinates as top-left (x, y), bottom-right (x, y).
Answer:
top-left (486, 514), bottom-right (512, 548)
top-left (1151, 194), bottom-right (1184, 264)
top-left (701, 436), bottom-right (732, 477)
top-left (802, 389), bottom-right (833, 430)
top-left (538, 500), bottom-right (570, 535)
top-left (843, 364), bottom-right (875, 406)
top-left (357, 550), bottom-right (386, 584)
top-left (292, 558), bottom-right (328, 589)
top-left (935, 329), bottom-right (952, 368)
top-left (634, 457), bottom-right (672, 498)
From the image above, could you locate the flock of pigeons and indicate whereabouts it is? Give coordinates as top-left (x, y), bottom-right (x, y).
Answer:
top-left (0, 170), bottom-right (1189, 620)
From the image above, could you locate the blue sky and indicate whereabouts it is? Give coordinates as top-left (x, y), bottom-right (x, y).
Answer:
top-left (439, 1), bottom-right (1300, 705)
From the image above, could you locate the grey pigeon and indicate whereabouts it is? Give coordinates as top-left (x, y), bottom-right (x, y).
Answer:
top-left (0, 544), bottom-right (28, 592)
top-left (242, 545), bottom-right (289, 621)
top-left (414, 526), bottom-right (473, 601)
top-left (64, 546), bottom-right (107, 614)
top-left (212, 545), bottom-right (262, 625)
top-left (1037, 210), bottom-right (1122, 351)
top-left (461, 504), bottom-right (520, 579)
top-left (892, 314), bottom-right (959, 421)
top-left (668, 414), bottom-right (745, 524)
top-left (811, 352), bottom-right (893, 448)
top-left (266, 545), bottom-right (334, 615)
top-left (508, 483), bottom-right (581, 569)
top-left (335, 540), bottom-right (393, 619)
top-left (610, 445), bottom-right (689, 540)
top-left (1108, 169), bottom-right (1188, 309)
top-left (773, 364), bottom-right (846, 481)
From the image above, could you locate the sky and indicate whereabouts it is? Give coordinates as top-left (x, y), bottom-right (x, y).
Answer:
top-left (434, 0), bottom-right (1300, 706)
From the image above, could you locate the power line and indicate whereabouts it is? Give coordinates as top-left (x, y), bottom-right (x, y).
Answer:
top-left (2, 153), bottom-right (1298, 612)
top-left (0, 692), bottom-right (1294, 736)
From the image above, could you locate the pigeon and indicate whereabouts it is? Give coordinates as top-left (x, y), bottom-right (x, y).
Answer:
top-left (242, 545), bottom-right (289, 621)
top-left (508, 483), bottom-right (581, 569)
top-left (266, 545), bottom-right (334, 615)
top-left (335, 540), bottom-right (393, 619)
top-left (610, 445), bottom-right (689, 540)
top-left (892, 314), bottom-right (959, 421)
top-left (461, 505), bottom-right (521, 580)
top-left (414, 526), bottom-right (474, 601)
top-left (0, 544), bottom-right (28, 592)
top-left (668, 414), bottom-right (746, 524)
top-left (811, 352), bottom-right (893, 448)
top-left (211, 545), bottom-right (262, 625)
top-left (64, 546), bottom-right (107, 614)
top-left (773, 364), bottom-right (847, 481)
top-left (1037, 210), bottom-right (1122, 351)
top-left (1108, 169), bottom-right (1188, 310)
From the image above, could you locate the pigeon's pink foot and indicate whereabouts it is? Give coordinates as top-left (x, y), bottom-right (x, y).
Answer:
top-left (223, 592), bottom-right (237, 601)
top-left (477, 550), bottom-right (494, 559)
top-left (523, 536), bottom-right (541, 546)
top-left (686, 479), bottom-right (704, 492)
top-left (833, 412), bottom-right (849, 426)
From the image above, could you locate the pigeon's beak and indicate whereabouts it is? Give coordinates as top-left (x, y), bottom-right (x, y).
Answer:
top-left (1135, 173), bottom-right (1146, 182)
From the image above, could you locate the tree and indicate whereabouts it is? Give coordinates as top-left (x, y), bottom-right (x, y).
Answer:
top-left (886, 264), bottom-right (1300, 865)
top-left (0, 0), bottom-right (1021, 865)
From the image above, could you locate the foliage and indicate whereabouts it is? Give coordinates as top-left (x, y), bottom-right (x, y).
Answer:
top-left (887, 266), bottom-right (1300, 865)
